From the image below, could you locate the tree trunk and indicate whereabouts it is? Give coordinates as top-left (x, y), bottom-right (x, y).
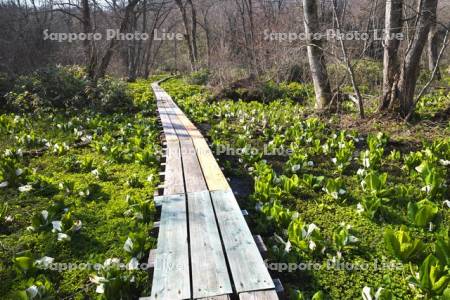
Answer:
top-left (187, 0), bottom-right (199, 64)
top-left (428, 21), bottom-right (442, 80)
top-left (175, 0), bottom-right (197, 71)
top-left (95, 0), bottom-right (140, 80)
top-left (246, 0), bottom-right (259, 74)
top-left (127, 11), bottom-right (139, 81)
top-left (143, 30), bottom-right (156, 78)
top-left (203, 13), bottom-right (212, 69)
top-left (380, 0), bottom-right (403, 110)
top-left (81, 0), bottom-right (96, 78)
top-left (302, 0), bottom-right (332, 111)
top-left (388, 0), bottom-right (438, 117)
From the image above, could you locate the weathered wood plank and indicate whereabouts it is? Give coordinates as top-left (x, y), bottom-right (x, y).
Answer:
top-left (191, 137), bottom-right (230, 191)
top-left (239, 290), bottom-right (278, 300)
top-left (150, 194), bottom-right (190, 300)
top-left (188, 191), bottom-right (233, 299)
top-left (172, 106), bottom-right (203, 138)
top-left (154, 196), bottom-right (164, 207)
top-left (163, 140), bottom-right (184, 195)
top-left (164, 95), bottom-right (229, 191)
top-left (148, 249), bottom-right (157, 268)
top-left (198, 295), bottom-right (231, 300)
top-left (166, 106), bottom-right (191, 140)
top-left (253, 235), bottom-right (268, 256)
top-left (179, 138), bottom-right (208, 193)
top-left (210, 189), bottom-right (275, 294)
top-left (157, 102), bottom-right (178, 141)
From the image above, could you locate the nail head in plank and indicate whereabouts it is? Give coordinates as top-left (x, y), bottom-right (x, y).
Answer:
top-left (210, 189), bottom-right (275, 293)
top-left (150, 194), bottom-right (190, 300)
top-left (188, 191), bottom-right (233, 299)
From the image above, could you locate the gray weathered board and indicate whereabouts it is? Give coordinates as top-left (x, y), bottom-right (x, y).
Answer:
top-left (162, 139), bottom-right (184, 195)
top-left (210, 189), bottom-right (275, 293)
top-left (180, 138), bottom-right (208, 193)
top-left (239, 290), bottom-right (279, 300)
top-left (188, 190), bottom-right (233, 299)
top-left (150, 194), bottom-right (190, 300)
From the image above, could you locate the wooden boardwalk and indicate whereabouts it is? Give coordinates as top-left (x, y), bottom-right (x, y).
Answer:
top-left (142, 81), bottom-right (278, 300)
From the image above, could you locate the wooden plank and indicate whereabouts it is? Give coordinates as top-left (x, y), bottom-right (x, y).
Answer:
top-left (239, 290), bottom-right (278, 300)
top-left (198, 295), bottom-right (231, 300)
top-left (161, 93), bottom-right (229, 191)
top-left (150, 194), bottom-right (190, 300)
top-left (157, 101), bottom-right (178, 142)
top-left (173, 107), bottom-right (202, 138)
top-left (188, 191), bottom-right (233, 299)
top-left (163, 140), bottom-right (184, 195)
top-left (191, 137), bottom-right (230, 191)
top-left (253, 235), bottom-right (268, 256)
top-left (210, 189), bottom-right (275, 294)
top-left (154, 196), bottom-right (164, 207)
top-left (166, 106), bottom-right (191, 140)
top-left (180, 138), bottom-right (208, 193)
top-left (272, 279), bottom-right (284, 293)
top-left (148, 249), bottom-right (157, 268)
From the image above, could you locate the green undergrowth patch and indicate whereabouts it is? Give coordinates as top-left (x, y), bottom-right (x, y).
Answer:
top-left (0, 78), bottom-right (161, 299)
top-left (162, 77), bottom-right (450, 300)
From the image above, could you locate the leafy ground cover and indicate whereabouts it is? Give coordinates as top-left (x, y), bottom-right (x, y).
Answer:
top-left (161, 78), bottom-right (450, 300)
top-left (0, 74), bottom-right (161, 299)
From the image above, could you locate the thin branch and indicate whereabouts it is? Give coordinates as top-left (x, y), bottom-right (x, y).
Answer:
top-left (331, 0), bottom-right (365, 118)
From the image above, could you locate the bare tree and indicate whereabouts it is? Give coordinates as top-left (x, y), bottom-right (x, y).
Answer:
top-left (174, 0), bottom-right (197, 70)
top-left (95, 0), bottom-right (141, 80)
top-left (187, 0), bottom-right (199, 63)
top-left (331, 0), bottom-right (365, 118)
top-left (198, 0), bottom-right (217, 69)
top-left (142, 1), bottom-right (172, 77)
top-left (428, 19), bottom-right (442, 80)
top-left (406, 28), bottom-right (449, 121)
top-left (386, 0), bottom-right (438, 117)
top-left (80, 0), bottom-right (97, 78)
top-left (302, 0), bottom-right (332, 112)
top-left (379, 0), bottom-right (403, 111)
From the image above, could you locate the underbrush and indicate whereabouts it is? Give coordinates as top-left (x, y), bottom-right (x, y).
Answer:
top-left (328, 60), bottom-right (383, 92)
top-left (0, 79), bottom-right (160, 299)
top-left (211, 77), bottom-right (315, 104)
top-left (4, 66), bottom-right (134, 113)
top-left (162, 78), bottom-right (450, 300)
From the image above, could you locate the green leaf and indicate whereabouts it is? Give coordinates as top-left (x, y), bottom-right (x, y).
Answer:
top-left (435, 237), bottom-right (450, 267)
top-left (13, 291), bottom-right (29, 300)
top-left (384, 226), bottom-right (425, 262)
top-left (13, 256), bottom-right (34, 273)
top-left (312, 291), bottom-right (325, 300)
top-left (408, 199), bottom-right (439, 227)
